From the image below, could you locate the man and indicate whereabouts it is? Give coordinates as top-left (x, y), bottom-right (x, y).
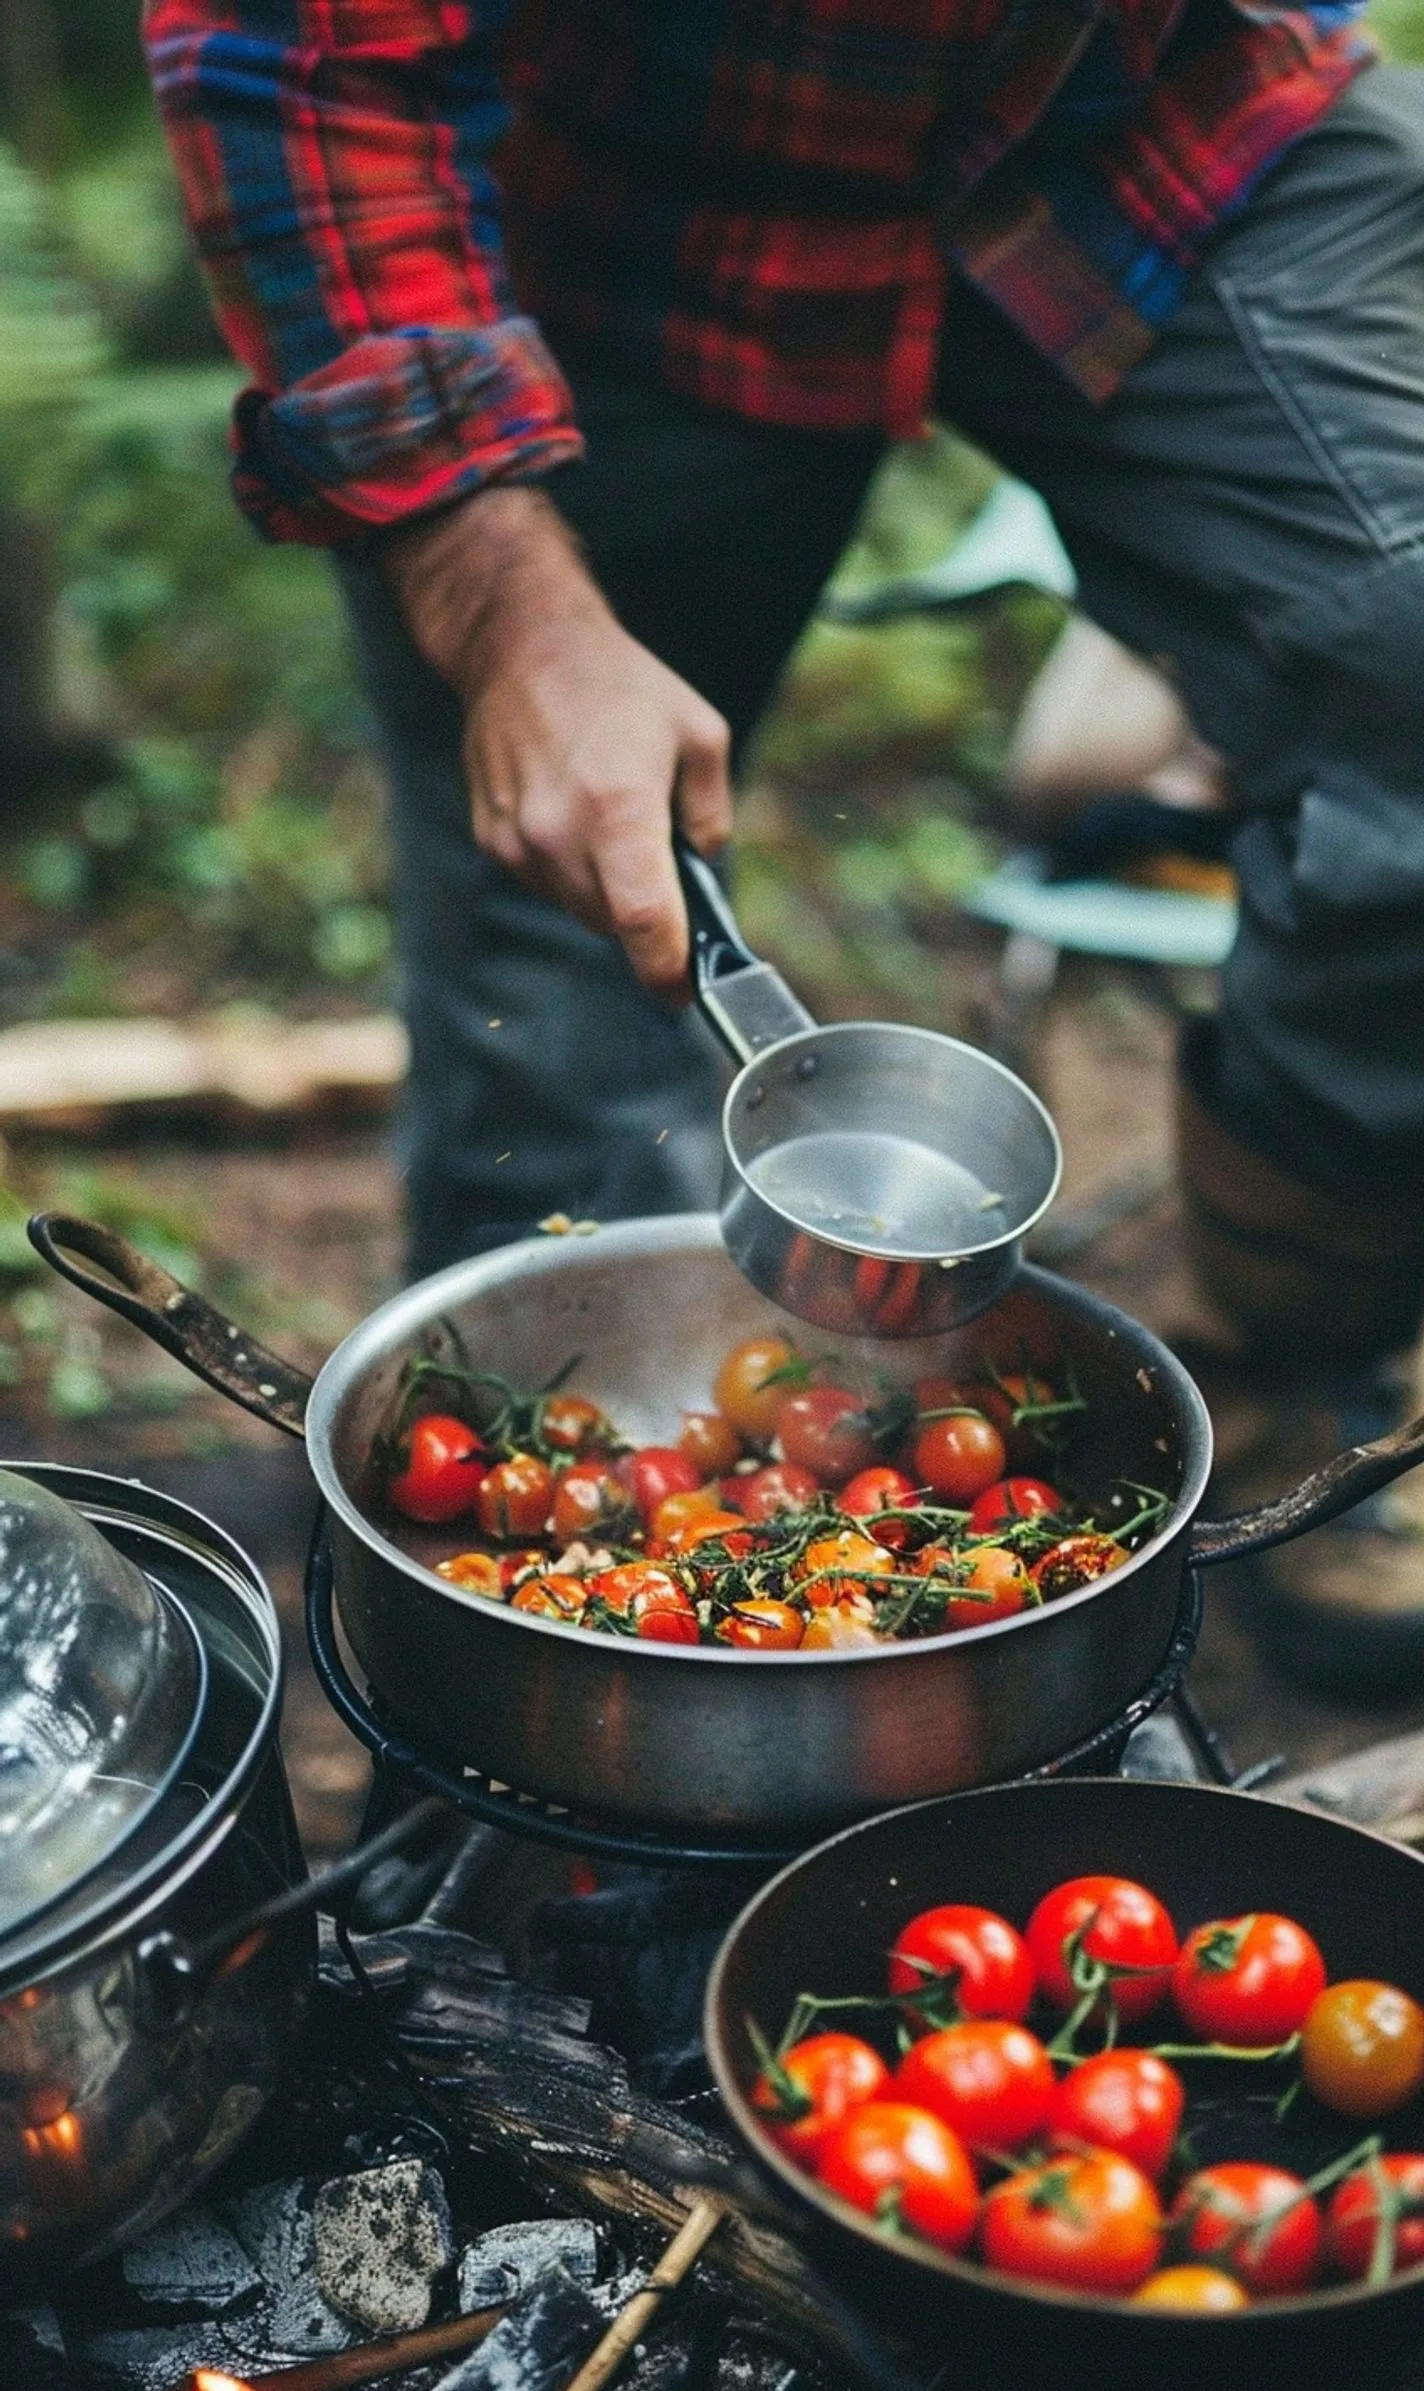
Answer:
top-left (144, 2), bottom-right (1424, 1684)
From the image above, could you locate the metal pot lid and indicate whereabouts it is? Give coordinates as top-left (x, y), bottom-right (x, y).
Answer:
top-left (0, 1468), bottom-right (206, 1938)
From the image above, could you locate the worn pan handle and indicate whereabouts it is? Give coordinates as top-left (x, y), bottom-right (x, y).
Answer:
top-left (1190, 1408), bottom-right (1424, 1566)
top-left (27, 1211), bottom-right (313, 1439)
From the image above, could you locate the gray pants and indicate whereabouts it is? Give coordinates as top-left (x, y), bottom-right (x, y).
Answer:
top-left (342, 64), bottom-right (1424, 1350)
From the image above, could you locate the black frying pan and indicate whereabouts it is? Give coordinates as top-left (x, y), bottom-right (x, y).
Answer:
top-left (705, 1778), bottom-right (1424, 2391)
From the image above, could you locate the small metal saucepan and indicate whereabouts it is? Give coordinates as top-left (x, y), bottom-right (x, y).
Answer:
top-left (705, 1778), bottom-right (1424, 2391)
top-left (676, 840), bottom-right (1061, 1336)
top-left (28, 1212), bottom-right (1424, 1846)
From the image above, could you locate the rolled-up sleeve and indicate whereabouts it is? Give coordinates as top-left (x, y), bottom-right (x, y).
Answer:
top-left (143, 1), bottom-right (583, 544)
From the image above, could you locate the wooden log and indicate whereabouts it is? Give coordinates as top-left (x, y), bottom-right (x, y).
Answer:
top-left (0, 1014), bottom-right (407, 1131)
top-left (1267, 1728), bottom-right (1424, 1846)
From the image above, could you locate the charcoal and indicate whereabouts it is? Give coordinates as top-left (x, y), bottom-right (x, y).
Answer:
top-left (436, 2260), bottom-right (606, 2391)
top-left (458, 2216), bottom-right (600, 2308)
top-left (224, 2177), bottom-right (356, 2355)
top-left (314, 2155), bottom-right (455, 2334)
top-left (67, 2319), bottom-right (256, 2390)
top-left (8, 2299), bottom-right (65, 2350)
top-left (120, 2206), bottom-right (262, 2314)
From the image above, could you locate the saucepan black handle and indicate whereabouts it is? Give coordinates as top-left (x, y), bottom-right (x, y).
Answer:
top-left (27, 1211), bottom-right (313, 1439)
top-left (132, 1796), bottom-right (451, 2035)
top-left (1190, 1408), bottom-right (1424, 1566)
top-left (673, 832), bottom-right (816, 1064)
top-left (674, 831), bottom-right (761, 990)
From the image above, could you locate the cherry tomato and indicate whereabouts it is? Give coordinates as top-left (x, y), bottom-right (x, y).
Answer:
top-left (388, 1414), bottom-right (489, 1523)
top-left (1046, 2050), bottom-right (1185, 2182)
top-left (888, 1904), bottom-right (1034, 2026)
top-left (793, 1530), bottom-right (895, 1607)
top-left (714, 1334), bottom-right (798, 1442)
top-left (1327, 2154), bottom-right (1424, 2279)
top-left (587, 1562), bottom-right (688, 1618)
top-left (801, 1597), bottom-right (884, 1649)
top-left (943, 1545), bottom-right (1032, 1631)
top-left (551, 1463), bottom-right (633, 1545)
top-left (476, 1453), bottom-right (555, 1541)
top-left (718, 1597), bottom-right (806, 1650)
top-left (739, 1462), bottom-right (822, 1520)
top-left (912, 1375), bottom-right (983, 1420)
top-left (679, 1410), bottom-right (743, 1477)
top-left (636, 1604), bottom-right (700, 1643)
top-left (1026, 1875), bottom-right (1178, 2026)
top-left (816, 2102), bottom-right (978, 2253)
top-left (1031, 1534), bottom-right (1129, 1599)
top-left (1171, 2162), bottom-right (1321, 2295)
top-left (662, 1508), bottom-right (751, 1554)
top-left (752, 2033), bottom-right (889, 2165)
top-left (912, 1412), bottom-right (1006, 1504)
top-left (1131, 2266), bottom-right (1249, 2312)
top-left (538, 1394), bottom-right (608, 1453)
top-left (967, 1477), bottom-right (1063, 1535)
top-left (839, 1467), bottom-right (919, 1548)
top-left (1172, 1913), bottom-right (1326, 2048)
top-left (650, 1485), bottom-right (725, 1541)
top-left (1301, 1980), bottom-right (1424, 2118)
top-left (853, 1256), bottom-right (924, 1335)
top-left (510, 1573), bottom-right (588, 1622)
top-left (980, 2150), bottom-right (1163, 2295)
top-left (778, 1387), bottom-right (876, 1486)
top-left (498, 1547), bottom-right (546, 1592)
top-left (435, 1550), bottom-right (502, 1596)
top-left (626, 1445), bottom-right (703, 1524)
top-left (895, 2020), bottom-right (1054, 2152)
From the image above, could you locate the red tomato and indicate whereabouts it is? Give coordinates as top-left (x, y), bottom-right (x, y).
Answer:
top-left (942, 1545), bottom-right (1033, 1631)
top-left (967, 1477), bottom-right (1063, 1535)
top-left (476, 1453), bottom-right (555, 1541)
top-left (912, 1412), bottom-right (1006, 1504)
top-left (679, 1410), bottom-right (743, 1477)
top-left (1026, 1875), bottom-right (1178, 2026)
top-left (895, 2021), bottom-right (1054, 2152)
top-left (587, 1562), bottom-right (689, 1621)
top-left (538, 1394), bottom-right (608, 1453)
top-left (1301, 1980), bottom-right (1424, 2118)
top-left (498, 1546), bottom-right (546, 1592)
top-left (888, 1904), bottom-right (1034, 2027)
top-left (839, 1467), bottom-right (919, 1548)
top-left (1172, 1913), bottom-right (1327, 2048)
top-left (649, 1485), bottom-right (723, 1541)
top-left (793, 1530), bottom-right (895, 1607)
top-left (550, 1463), bottom-right (633, 1545)
top-left (1171, 2163), bottom-right (1321, 2296)
top-left (718, 1597), bottom-right (806, 1650)
top-left (778, 1387), bottom-right (876, 1486)
top-left (739, 1462), bottom-right (822, 1520)
top-left (388, 1414), bottom-right (489, 1523)
top-left (1046, 2050), bottom-right (1185, 2182)
top-left (752, 2033), bottom-right (889, 2166)
top-left (816, 2102), bottom-right (978, 2252)
top-left (435, 1550), bottom-right (502, 1596)
top-left (714, 1334), bottom-right (798, 1443)
top-left (662, 1508), bottom-right (751, 1555)
top-left (636, 1604), bottom-right (700, 1643)
top-left (1031, 1534), bottom-right (1129, 1599)
top-left (980, 2150), bottom-right (1163, 2295)
top-left (1327, 2155), bottom-right (1424, 2280)
top-left (626, 1445), bottom-right (703, 1524)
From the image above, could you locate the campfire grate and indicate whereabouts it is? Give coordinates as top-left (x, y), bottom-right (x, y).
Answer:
top-left (305, 1522), bottom-right (1222, 1872)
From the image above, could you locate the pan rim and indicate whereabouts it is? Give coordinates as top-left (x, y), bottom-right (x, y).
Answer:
top-left (304, 1217), bottom-right (1211, 1667)
top-left (703, 1775), bottom-right (1424, 2324)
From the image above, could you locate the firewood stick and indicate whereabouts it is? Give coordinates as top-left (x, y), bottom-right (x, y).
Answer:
top-left (561, 2197), bottom-right (724, 2391)
top-left (182, 2300), bottom-right (507, 2391)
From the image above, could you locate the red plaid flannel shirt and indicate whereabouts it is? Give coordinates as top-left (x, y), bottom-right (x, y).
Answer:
top-left (143, 0), bottom-right (1368, 544)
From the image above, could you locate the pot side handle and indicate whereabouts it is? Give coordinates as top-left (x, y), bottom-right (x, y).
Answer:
top-left (27, 1211), bottom-right (312, 1439)
top-left (1190, 1408), bottom-right (1424, 1566)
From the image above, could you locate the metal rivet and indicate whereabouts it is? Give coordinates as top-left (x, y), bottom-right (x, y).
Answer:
top-left (746, 1085), bottom-right (766, 1110)
top-left (796, 1054), bottom-right (819, 1080)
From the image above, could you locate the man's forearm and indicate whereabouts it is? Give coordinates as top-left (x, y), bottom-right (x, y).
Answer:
top-left (382, 486), bottom-right (609, 698)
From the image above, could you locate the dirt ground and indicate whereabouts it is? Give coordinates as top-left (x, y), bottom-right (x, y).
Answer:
top-left (6, 951), bottom-right (1423, 1869)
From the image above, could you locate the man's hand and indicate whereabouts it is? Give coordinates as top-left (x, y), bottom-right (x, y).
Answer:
top-left (383, 485), bottom-right (733, 996)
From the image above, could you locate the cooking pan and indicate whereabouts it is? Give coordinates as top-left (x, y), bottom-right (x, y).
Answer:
top-left (675, 838), bottom-right (1062, 1337)
top-left (705, 1777), bottom-right (1424, 2391)
top-left (28, 1212), bottom-right (1424, 1844)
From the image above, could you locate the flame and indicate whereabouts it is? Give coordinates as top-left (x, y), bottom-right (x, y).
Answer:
top-left (21, 2106), bottom-right (82, 2162)
top-left (192, 2373), bottom-right (252, 2391)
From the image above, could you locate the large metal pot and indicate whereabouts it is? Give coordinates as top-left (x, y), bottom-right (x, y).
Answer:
top-left (0, 1466), bottom-right (310, 2289)
top-left (31, 1213), bottom-right (1424, 1846)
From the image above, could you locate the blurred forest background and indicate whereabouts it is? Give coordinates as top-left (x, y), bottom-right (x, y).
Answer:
top-left (0, 0), bottom-right (1421, 1422)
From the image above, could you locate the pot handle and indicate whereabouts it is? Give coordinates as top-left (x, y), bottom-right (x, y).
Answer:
top-left (1190, 1407), bottom-right (1424, 1567)
top-left (674, 833), bottom-right (815, 1064)
top-left (26, 1211), bottom-right (313, 1439)
top-left (133, 1794), bottom-right (451, 2035)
